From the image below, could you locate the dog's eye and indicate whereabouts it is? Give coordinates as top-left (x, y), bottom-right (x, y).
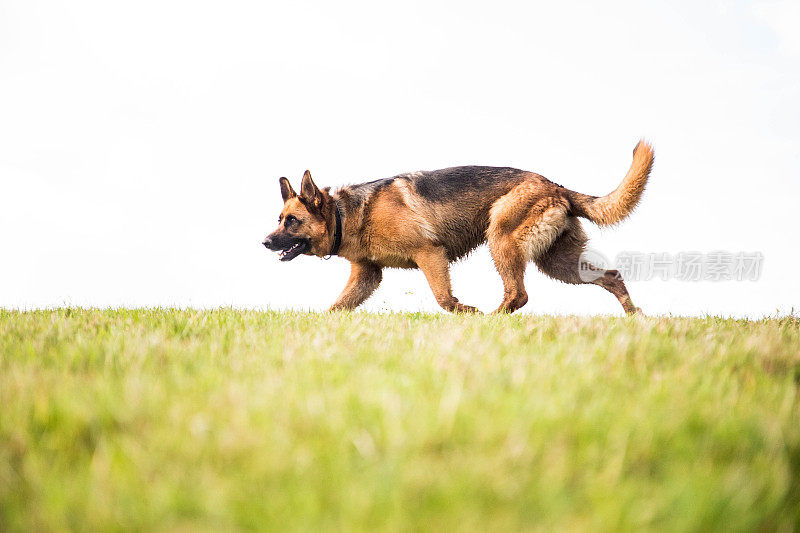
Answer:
top-left (285, 215), bottom-right (300, 226)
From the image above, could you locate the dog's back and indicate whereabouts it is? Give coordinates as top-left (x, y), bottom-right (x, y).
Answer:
top-left (408, 167), bottom-right (562, 260)
top-left (341, 166), bottom-right (564, 261)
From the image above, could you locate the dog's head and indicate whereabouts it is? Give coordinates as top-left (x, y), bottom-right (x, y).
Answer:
top-left (262, 170), bottom-right (335, 261)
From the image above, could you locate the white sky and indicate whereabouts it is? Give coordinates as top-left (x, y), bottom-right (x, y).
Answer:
top-left (1, 0), bottom-right (798, 317)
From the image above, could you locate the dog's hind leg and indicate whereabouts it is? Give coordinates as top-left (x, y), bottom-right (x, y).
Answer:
top-left (329, 261), bottom-right (382, 311)
top-left (487, 188), bottom-right (569, 313)
top-left (533, 218), bottom-right (641, 315)
top-left (488, 234), bottom-right (528, 313)
top-left (592, 269), bottom-right (640, 315)
top-left (413, 245), bottom-right (480, 314)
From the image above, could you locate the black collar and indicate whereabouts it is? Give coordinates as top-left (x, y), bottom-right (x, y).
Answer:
top-left (329, 201), bottom-right (342, 257)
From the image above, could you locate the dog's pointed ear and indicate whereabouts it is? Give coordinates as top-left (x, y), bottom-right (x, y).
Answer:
top-left (279, 177), bottom-right (296, 202)
top-left (300, 170), bottom-right (322, 208)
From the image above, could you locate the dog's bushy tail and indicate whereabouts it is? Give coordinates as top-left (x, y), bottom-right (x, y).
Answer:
top-left (566, 140), bottom-right (654, 227)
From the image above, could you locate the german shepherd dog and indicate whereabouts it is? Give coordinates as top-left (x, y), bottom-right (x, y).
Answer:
top-left (263, 140), bottom-right (654, 314)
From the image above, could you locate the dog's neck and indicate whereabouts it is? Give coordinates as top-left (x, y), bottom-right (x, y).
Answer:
top-left (327, 190), bottom-right (363, 261)
top-left (328, 200), bottom-right (343, 256)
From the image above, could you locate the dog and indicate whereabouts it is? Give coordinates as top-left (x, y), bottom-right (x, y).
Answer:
top-left (263, 140), bottom-right (654, 314)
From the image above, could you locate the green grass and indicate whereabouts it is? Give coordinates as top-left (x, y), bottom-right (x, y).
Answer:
top-left (1, 309), bottom-right (799, 531)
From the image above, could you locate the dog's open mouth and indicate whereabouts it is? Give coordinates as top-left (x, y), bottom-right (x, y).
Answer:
top-left (278, 240), bottom-right (310, 262)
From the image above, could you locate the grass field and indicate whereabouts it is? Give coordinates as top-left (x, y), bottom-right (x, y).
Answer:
top-left (1, 309), bottom-right (799, 531)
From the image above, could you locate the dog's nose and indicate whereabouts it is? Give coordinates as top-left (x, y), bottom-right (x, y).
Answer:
top-left (262, 238), bottom-right (273, 249)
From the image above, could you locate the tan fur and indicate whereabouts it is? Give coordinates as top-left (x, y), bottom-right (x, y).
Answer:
top-left (413, 245), bottom-right (478, 313)
top-left (330, 262), bottom-right (382, 311)
top-left (394, 180), bottom-right (438, 241)
top-left (486, 188), bottom-right (572, 312)
top-left (488, 183), bottom-right (570, 260)
top-left (264, 141), bottom-right (653, 314)
top-left (361, 186), bottom-right (424, 268)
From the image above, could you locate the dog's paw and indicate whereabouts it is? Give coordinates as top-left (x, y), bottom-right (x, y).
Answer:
top-left (453, 303), bottom-right (481, 314)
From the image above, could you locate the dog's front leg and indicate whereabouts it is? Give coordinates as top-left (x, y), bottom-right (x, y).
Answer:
top-left (329, 261), bottom-right (383, 311)
top-left (414, 245), bottom-right (480, 314)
